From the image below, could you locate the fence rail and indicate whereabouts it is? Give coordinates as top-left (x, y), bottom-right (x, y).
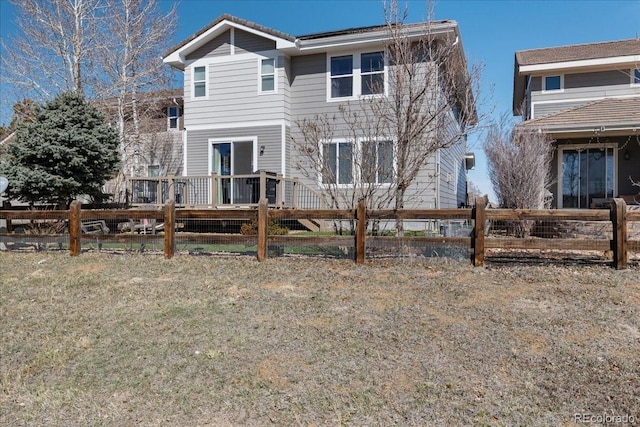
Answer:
top-left (0, 198), bottom-right (637, 269)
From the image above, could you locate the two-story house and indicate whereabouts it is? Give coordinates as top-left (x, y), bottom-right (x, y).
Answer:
top-left (162, 14), bottom-right (476, 209)
top-left (513, 38), bottom-right (640, 208)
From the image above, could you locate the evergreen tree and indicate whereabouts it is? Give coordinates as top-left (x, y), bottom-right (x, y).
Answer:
top-left (0, 92), bottom-right (119, 207)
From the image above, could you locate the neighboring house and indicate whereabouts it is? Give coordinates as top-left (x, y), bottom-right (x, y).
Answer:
top-left (99, 89), bottom-right (185, 203)
top-left (162, 14), bottom-right (476, 209)
top-left (513, 38), bottom-right (640, 208)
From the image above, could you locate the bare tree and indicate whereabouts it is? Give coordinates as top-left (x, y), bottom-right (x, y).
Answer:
top-left (91, 0), bottom-right (178, 201)
top-left (1, 0), bottom-right (100, 100)
top-left (292, 0), bottom-right (480, 233)
top-left (484, 116), bottom-right (553, 236)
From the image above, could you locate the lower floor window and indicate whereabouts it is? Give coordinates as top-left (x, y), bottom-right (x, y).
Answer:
top-left (323, 141), bottom-right (353, 184)
top-left (322, 140), bottom-right (394, 185)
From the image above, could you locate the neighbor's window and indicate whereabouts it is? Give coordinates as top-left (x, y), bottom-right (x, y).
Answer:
top-left (634, 68), bottom-right (640, 84)
top-left (544, 75), bottom-right (562, 91)
top-left (193, 66), bottom-right (206, 98)
top-left (147, 164), bottom-right (160, 177)
top-left (330, 55), bottom-right (353, 98)
top-left (260, 58), bottom-right (276, 92)
top-left (361, 52), bottom-right (385, 95)
top-left (323, 141), bottom-right (353, 184)
top-left (362, 140), bottom-right (394, 184)
top-left (167, 106), bottom-right (180, 130)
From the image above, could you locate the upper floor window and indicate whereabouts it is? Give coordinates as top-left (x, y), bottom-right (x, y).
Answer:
top-left (330, 55), bottom-right (354, 98)
top-left (147, 164), bottom-right (160, 177)
top-left (633, 68), bottom-right (640, 85)
top-left (193, 66), bottom-right (207, 98)
top-left (361, 52), bottom-right (385, 95)
top-left (543, 75), bottom-right (562, 91)
top-left (329, 51), bottom-right (386, 100)
top-left (260, 58), bottom-right (276, 93)
top-left (167, 106), bottom-right (180, 130)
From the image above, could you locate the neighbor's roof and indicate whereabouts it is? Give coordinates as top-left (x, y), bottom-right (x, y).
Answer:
top-left (518, 97), bottom-right (640, 135)
top-left (513, 38), bottom-right (640, 114)
top-left (516, 38), bottom-right (640, 66)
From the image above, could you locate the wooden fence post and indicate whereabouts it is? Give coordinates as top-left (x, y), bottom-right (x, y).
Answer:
top-left (259, 170), bottom-right (267, 202)
top-left (356, 199), bottom-right (366, 264)
top-left (292, 178), bottom-right (299, 209)
top-left (610, 198), bottom-right (627, 270)
top-left (211, 173), bottom-right (218, 207)
top-left (473, 196), bottom-right (486, 267)
top-left (257, 198), bottom-right (268, 261)
top-left (164, 199), bottom-right (176, 259)
top-left (69, 200), bottom-right (81, 256)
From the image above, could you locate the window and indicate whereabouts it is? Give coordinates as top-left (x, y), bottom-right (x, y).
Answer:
top-left (260, 58), bottom-right (276, 92)
top-left (633, 68), bottom-right (640, 85)
top-left (361, 52), bottom-right (384, 95)
top-left (330, 55), bottom-right (353, 98)
top-left (543, 75), bottom-right (562, 91)
top-left (193, 66), bottom-right (206, 98)
top-left (322, 141), bottom-right (353, 184)
top-left (167, 106), bottom-right (180, 130)
top-left (329, 51), bottom-right (386, 100)
top-left (362, 140), bottom-right (393, 184)
top-left (147, 165), bottom-right (160, 177)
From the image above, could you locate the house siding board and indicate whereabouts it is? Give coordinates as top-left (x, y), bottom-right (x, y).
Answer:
top-left (533, 100), bottom-right (590, 119)
top-left (187, 30), bottom-right (231, 60)
top-left (235, 29), bottom-right (276, 54)
top-left (186, 125), bottom-right (283, 176)
top-left (184, 57), bottom-right (287, 126)
top-left (530, 70), bottom-right (639, 118)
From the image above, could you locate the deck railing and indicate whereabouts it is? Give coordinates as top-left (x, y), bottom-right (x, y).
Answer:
top-left (125, 172), bottom-right (326, 209)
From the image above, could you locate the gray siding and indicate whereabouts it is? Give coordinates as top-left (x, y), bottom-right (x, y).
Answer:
top-left (531, 69), bottom-right (639, 118)
top-left (185, 125), bottom-right (282, 176)
top-left (184, 57), bottom-right (288, 127)
top-left (235, 29), bottom-right (276, 54)
top-left (188, 30), bottom-right (231, 60)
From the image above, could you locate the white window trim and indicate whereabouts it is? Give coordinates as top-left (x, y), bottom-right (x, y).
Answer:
top-left (167, 106), bottom-right (180, 131)
top-left (326, 49), bottom-right (387, 102)
top-left (557, 142), bottom-right (618, 209)
top-left (258, 55), bottom-right (277, 94)
top-left (318, 138), bottom-right (396, 187)
top-left (631, 68), bottom-right (640, 86)
top-left (542, 74), bottom-right (564, 93)
top-left (192, 64), bottom-right (209, 100)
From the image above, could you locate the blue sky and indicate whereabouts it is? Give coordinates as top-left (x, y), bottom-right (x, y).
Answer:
top-left (1, 0), bottom-right (639, 198)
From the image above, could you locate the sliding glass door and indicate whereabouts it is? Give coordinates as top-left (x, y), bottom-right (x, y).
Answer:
top-left (211, 141), bottom-right (254, 204)
top-left (561, 147), bottom-right (614, 208)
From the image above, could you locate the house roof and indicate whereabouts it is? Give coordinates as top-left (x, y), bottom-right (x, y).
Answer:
top-left (163, 14), bottom-right (295, 61)
top-left (518, 97), bottom-right (640, 136)
top-left (163, 14), bottom-right (461, 66)
top-left (513, 38), bottom-right (640, 114)
top-left (515, 39), bottom-right (640, 66)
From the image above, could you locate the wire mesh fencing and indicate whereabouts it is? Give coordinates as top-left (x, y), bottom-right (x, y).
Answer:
top-left (0, 210), bottom-right (69, 252)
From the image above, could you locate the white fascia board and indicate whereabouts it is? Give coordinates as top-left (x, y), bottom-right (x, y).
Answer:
top-left (519, 54), bottom-right (640, 74)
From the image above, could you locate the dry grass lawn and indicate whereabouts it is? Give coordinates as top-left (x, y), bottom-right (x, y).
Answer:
top-left (1, 253), bottom-right (639, 426)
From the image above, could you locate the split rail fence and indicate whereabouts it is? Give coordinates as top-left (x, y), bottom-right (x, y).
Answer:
top-left (0, 198), bottom-right (638, 269)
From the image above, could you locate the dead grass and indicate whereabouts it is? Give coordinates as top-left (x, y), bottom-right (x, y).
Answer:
top-left (1, 253), bottom-right (638, 426)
